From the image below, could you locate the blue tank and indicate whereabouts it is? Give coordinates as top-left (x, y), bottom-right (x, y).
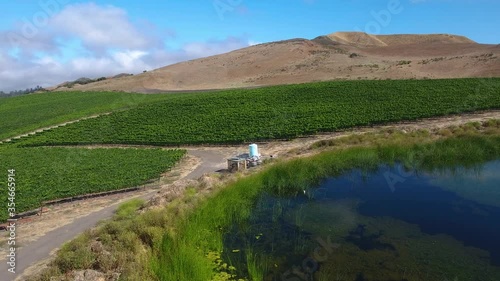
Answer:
top-left (249, 144), bottom-right (260, 157)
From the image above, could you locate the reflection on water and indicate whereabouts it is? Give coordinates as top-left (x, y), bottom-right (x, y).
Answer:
top-left (223, 161), bottom-right (500, 281)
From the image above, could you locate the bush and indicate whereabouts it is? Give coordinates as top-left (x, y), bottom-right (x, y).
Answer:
top-left (54, 231), bottom-right (95, 271)
top-left (115, 199), bottom-right (145, 220)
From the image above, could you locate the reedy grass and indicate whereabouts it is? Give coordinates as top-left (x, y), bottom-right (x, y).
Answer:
top-left (245, 249), bottom-right (269, 281)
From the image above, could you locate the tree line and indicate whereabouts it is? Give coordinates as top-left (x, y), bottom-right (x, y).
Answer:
top-left (0, 85), bottom-right (47, 97)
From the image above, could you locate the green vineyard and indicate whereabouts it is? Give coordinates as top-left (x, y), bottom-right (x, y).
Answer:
top-left (0, 147), bottom-right (185, 221)
top-left (0, 91), bottom-right (174, 140)
top-left (15, 78), bottom-right (500, 147)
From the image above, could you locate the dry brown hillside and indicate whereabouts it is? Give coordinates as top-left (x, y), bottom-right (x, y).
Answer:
top-left (57, 32), bottom-right (500, 93)
top-left (327, 32), bottom-right (475, 46)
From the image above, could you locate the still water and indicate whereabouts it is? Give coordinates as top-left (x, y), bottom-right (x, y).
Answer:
top-left (224, 161), bottom-right (500, 281)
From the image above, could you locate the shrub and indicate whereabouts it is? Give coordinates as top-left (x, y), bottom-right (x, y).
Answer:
top-left (54, 231), bottom-right (95, 271)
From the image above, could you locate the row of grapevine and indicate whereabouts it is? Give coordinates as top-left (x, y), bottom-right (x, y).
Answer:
top-left (0, 146), bottom-right (185, 221)
top-left (0, 90), bottom-right (174, 140)
top-left (13, 78), bottom-right (500, 147)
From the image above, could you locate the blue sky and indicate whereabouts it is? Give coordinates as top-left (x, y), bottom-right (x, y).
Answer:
top-left (1, 0), bottom-right (499, 91)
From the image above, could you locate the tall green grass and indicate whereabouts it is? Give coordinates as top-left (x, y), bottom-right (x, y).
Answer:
top-left (152, 174), bottom-right (265, 281)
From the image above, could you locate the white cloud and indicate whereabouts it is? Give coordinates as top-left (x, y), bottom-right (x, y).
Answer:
top-left (111, 50), bottom-right (149, 70)
top-left (51, 3), bottom-right (160, 51)
top-left (0, 3), bottom-right (253, 92)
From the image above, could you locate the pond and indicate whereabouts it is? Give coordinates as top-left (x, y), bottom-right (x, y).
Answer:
top-left (223, 160), bottom-right (500, 281)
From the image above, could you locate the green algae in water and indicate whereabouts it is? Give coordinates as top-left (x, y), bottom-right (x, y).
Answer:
top-left (223, 161), bottom-right (500, 281)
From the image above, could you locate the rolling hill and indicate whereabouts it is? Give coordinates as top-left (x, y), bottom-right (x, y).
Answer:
top-left (55, 32), bottom-right (500, 93)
